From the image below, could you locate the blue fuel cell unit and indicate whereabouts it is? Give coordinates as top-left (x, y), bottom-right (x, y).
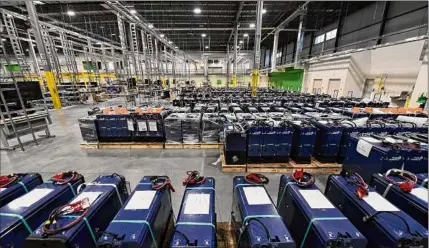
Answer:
top-left (290, 121), bottom-right (317, 164)
top-left (342, 134), bottom-right (405, 182)
top-left (371, 173), bottom-right (428, 227)
top-left (0, 174), bottom-right (84, 248)
top-left (170, 177), bottom-right (216, 247)
top-left (262, 121), bottom-right (294, 162)
top-left (325, 174), bottom-right (428, 248)
top-left (312, 120), bottom-right (344, 163)
top-left (246, 121), bottom-right (266, 160)
top-left (277, 175), bottom-right (368, 248)
top-left (224, 123), bottom-right (247, 164)
top-left (98, 176), bottom-right (174, 248)
top-left (231, 177), bottom-right (296, 248)
top-left (390, 134), bottom-right (428, 174)
top-left (96, 114), bottom-right (133, 142)
top-left (26, 174), bottom-right (129, 248)
top-left (417, 173), bottom-right (428, 188)
top-left (0, 173), bottom-right (43, 208)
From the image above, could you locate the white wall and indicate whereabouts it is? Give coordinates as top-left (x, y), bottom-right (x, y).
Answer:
top-left (409, 55), bottom-right (428, 107)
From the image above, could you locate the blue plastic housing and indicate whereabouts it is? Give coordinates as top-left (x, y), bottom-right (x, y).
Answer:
top-left (0, 176), bottom-right (84, 248)
top-left (170, 177), bottom-right (216, 247)
top-left (26, 174), bottom-right (129, 248)
top-left (371, 173), bottom-right (428, 227)
top-left (277, 175), bottom-right (368, 248)
top-left (98, 176), bottom-right (173, 248)
top-left (231, 176), bottom-right (295, 248)
top-left (312, 121), bottom-right (344, 163)
top-left (290, 121), bottom-right (317, 163)
top-left (325, 174), bottom-right (428, 248)
top-left (0, 173), bottom-right (43, 208)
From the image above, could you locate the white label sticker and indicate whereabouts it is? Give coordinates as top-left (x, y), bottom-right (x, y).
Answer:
top-left (0, 188), bottom-right (6, 193)
top-left (148, 121), bottom-right (158, 131)
top-left (8, 188), bottom-right (54, 208)
top-left (184, 193), bottom-right (210, 215)
top-left (125, 190), bottom-right (156, 210)
top-left (299, 189), bottom-right (335, 209)
top-left (315, 102), bottom-right (320, 108)
top-left (71, 191), bottom-right (103, 206)
top-left (356, 139), bottom-right (373, 157)
top-left (127, 120), bottom-right (134, 131)
top-left (243, 186), bottom-right (272, 205)
top-left (411, 188), bottom-right (428, 202)
top-left (363, 192), bottom-right (399, 212)
top-left (137, 121), bottom-right (147, 131)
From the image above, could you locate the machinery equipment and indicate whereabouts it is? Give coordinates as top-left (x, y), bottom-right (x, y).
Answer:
top-left (170, 173), bottom-right (216, 247)
top-left (231, 174), bottom-right (295, 248)
top-left (201, 113), bottom-right (221, 143)
top-left (26, 173), bottom-right (129, 248)
top-left (277, 171), bottom-right (367, 248)
top-left (164, 113), bottom-right (185, 143)
top-left (0, 171), bottom-right (84, 248)
top-left (224, 123), bottom-right (247, 164)
top-left (371, 170), bottom-right (427, 227)
top-left (0, 173), bottom-right (43, 208)
top-left (98, 176), bottom-right (174, 248)
top-left (389, 134), bottom-right (428, 174)
top-left (78, 116), bottom-right (99, 143)
top-left (312, 120), bottom-right (344, 163)
top-left (290, 120), bottom-right (317, 164)
top-left (325, 172), bottom-right (428, 248)
top-left (96, 114), bottom-right (133, 142)
top-left (342, 134), bottom-right (405, 182)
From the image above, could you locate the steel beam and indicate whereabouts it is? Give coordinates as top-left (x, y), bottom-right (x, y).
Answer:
top-left (227, 1), bottom-right (244, 46)
top-left (333, 2), bottom-right (346, 53)
top-left (252, 1), bottom-right (263, 97)
top-left (294, 14), bottom-right (305, 68)
top-left (232, 26), bottom-right (238, 87)
top-left (270, 30), bottom-right (279, 72)
top-left (376, 1), bottom-right (390, 45)
top-left (24, 0), bottom-right (61, 109)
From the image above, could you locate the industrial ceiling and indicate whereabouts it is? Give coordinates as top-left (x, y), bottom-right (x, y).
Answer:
top-left (1, 1), bottom-right (374, 52)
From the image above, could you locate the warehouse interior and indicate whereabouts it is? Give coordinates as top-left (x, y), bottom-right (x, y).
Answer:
top-left (0, 1), bottom-right (428, 248)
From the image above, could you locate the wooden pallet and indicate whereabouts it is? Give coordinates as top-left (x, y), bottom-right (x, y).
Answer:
top-left (247, 157), bottom-right (342, 174)
top-left (80, 142), bottom-right (164, 149)
top-left (217, 222), bottom-right (236, 248)
top-left (165, 143), bottom-right (222, 149)
top-left (220, 149), bottom-right (246, 173)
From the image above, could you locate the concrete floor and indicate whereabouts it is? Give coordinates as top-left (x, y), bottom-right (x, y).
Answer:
top-left (1, 104), bottom-right (329, 221)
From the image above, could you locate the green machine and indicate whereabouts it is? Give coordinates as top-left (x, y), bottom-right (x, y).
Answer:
top-left (268, 67), bottom-right (303, 92)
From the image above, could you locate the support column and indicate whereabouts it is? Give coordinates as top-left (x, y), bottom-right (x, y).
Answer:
top-left (227, 48), bottom-right (231, 87)
top-left (26, 29), bottom-right (40, 76)
top-left (172, 51), bottom-right (176, 82)
top-left (25, 0), bottom-right (61, 109)
top-left (377, 1), bottom-right (390, 45)
top-left (161, 45), bottom-right (166, 88)
top-left (232, 27), bottom-right (238, 87)
top-left (294, 14), bottom-right (305, 68)
top-left (252, 1), bottom-right (263, 97)
top-left (270, 30), bottom-right (279, 72)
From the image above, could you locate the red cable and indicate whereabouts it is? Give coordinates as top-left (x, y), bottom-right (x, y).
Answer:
top-left (291, 169), bottom-right (315, 187)
top-left (244, 173), bottom-right (269, 184)
top-left (0, 174), bottom-right (19, 188)
top-left (183, 171), bottom-right (206, 186)
top-left (152, 178), bottom-right (175, 192)
top-left (384, 169), bottom-right (417, 193)
top-left (51, 171), bottom-right (81, 185)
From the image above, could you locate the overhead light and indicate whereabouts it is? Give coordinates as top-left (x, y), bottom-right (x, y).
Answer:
top-left (96, 42), bottom-right (102, 45)
top-left (194, 7), bottom-right (201, 14)
top-left (100, 26), bottom-right (104, 28)
top-left (168, 41), bottom-right (173, 44)
top-left (239, 40), bottom-right (243, 44)
top-left (110, 33), bottom-right (116, 36)
top-left (201, 33), bottom-right (206, 37)
top-left (1, 38), bottom-right (6, 41)
top-left (160, 34), bottom-right (165, 38)
top-left (262, 9), bottom-right (267, 14)
top-left (205, 46), bottom-right (209, 49)
top-left (174, 46), bottom-right (178, 49)
top-left (249, 23), bottom-right (255, 28)
top-left (33, 1), bottom-right (45, 4)
top-left (130, 9), bottom-right (137, 14)
top-left (243, 33), bottom-right (249, 37)
top-left (148, 24), bottom-right (154, 29)
top-left (67, 10), bottom-right (75, 16)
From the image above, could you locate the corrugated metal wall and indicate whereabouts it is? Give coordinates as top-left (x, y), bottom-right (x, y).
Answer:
top-left (270, 1), bottom-right (428, 66)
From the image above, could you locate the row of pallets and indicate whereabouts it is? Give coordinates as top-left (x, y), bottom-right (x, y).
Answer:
top-left (80, 142), bottom-right (222, 149)
top-left (220, 149), bottom-right (342, 173)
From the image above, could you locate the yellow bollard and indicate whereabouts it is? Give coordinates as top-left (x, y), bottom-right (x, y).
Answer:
top-left (43, 71), bottom-right (62, 109)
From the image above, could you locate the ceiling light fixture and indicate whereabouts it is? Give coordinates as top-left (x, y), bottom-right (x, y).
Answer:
top-left (33, 1), bottom-right (45, 4)
top-left (174, 46), bottom-right (178, 49)
top-left (239, 40), bottom-right (243, 44)
top-left (148, 24), bottom-right (154, 29)
top-left (168, 41), bottom-right (173, 44)
top-left (201, 33), bottom-right (206, 37)
top-left (1, 38), bottom-right (6, 41)
top-left (67, 10), bottom-right (75, 16)
top-left (110, 33), bottom-right (116, 36)
top-left (160, 34), bottom-right (165, 38)
top-left (262, 9), bottom-right (267, 14)
top-left (194, 8), bottom-right (201, 14)
top-left (205, 46), bottom-right (209, 49)
top-left (243, 33), bottom-right (249, 37)
top-left (249, 23), bottom-right (255, 28)
top-left (130, 9), bottom-right (137, 14)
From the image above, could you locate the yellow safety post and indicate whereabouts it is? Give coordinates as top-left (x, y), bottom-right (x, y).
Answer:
top-left (161, 76), bottom-right (166, 88)
top-left (251, 69), bottom-right (259, 97)
top-left (232, 74), bottom-right (237, 87)
top-left (44, 71), bottom-right (62, 109)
